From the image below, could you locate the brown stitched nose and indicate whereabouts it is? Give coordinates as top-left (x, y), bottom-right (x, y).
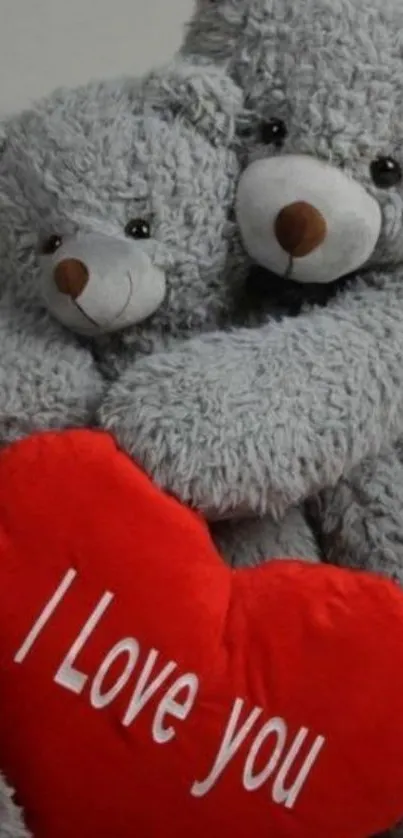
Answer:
top-left (54, 259), bottom-right (89, 299)
top-left (275, 201), bottom-right (327, 258)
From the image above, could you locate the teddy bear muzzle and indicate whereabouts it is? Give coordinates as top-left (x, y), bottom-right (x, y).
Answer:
top-left (40, 232), bottom-right (166, 336)
top-left (236, 154), bottom-right (382, 284)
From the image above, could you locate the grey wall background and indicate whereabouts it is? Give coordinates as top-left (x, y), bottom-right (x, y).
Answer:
top-left (0, 0), bottom-right (194, 115)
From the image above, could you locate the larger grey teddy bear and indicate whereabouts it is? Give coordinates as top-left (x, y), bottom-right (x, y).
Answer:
top-left (178, 0), bottom-right (403, 582)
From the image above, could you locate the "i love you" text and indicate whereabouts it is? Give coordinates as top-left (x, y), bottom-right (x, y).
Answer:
top-left (14, 568), bottom-right (326, 808)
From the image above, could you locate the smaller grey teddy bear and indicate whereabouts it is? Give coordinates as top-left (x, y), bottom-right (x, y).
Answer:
top-left (0, 59), bottom-right (243, 442)
top-left (0, 54), bottom-right (319, 838)
top-left (0, 55), bottom-right (318, 564)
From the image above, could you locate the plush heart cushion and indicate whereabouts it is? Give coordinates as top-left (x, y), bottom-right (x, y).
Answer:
top-left (0, 431), bottom-right (402, 838)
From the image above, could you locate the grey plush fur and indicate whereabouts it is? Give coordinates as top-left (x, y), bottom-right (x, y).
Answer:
top-left (0, 56), bottom-right (319, 834)
top-left (0, 777), bottom-right (29, 838)
top-left (213, 507), bottom-right (319, 568)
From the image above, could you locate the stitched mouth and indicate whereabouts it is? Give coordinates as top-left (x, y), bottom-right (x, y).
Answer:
top-left (72, 274), bottom-right (133, 332)
top-left (73, 300), bottom-right (100, 330)
top-left (109, 273), bottom-right (134, 325)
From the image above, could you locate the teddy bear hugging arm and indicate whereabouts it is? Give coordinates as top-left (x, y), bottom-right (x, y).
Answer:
top-left (98, 266), bottom-right (403, 521)
top-left (0, 295), bottom-right (103, 444)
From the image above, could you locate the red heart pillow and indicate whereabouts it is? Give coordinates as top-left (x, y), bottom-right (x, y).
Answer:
top-left (0, 430), bottom-right (402, 838)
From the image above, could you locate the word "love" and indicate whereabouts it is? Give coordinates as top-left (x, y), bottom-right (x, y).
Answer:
top-left (14, 568), bottom-right (326, 808)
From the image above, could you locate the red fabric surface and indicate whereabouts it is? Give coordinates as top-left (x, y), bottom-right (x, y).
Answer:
top-left (0, 430), bottom-right (401, 837)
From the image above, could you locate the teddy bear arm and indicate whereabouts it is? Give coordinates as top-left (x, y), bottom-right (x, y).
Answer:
top-left (0, 304), bottom-right (104, 444)
top-left (99, 275), bottom-right (403, 519)
top-left (310, 443), bottom-right (403, 586)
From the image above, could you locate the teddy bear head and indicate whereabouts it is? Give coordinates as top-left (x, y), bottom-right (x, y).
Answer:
top-left (0, 60), bottom-right (245, 341)
top-left (184, 0), bottom-right (403, 287)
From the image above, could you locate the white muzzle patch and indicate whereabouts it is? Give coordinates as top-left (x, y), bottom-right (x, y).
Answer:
top-left (236, 155), bottom-right (382, 284)
top-left (41, 233), bottom-right (166, 335)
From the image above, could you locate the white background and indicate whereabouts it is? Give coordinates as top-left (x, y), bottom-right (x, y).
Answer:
top-left (0, 0), bottom-right (194, 116)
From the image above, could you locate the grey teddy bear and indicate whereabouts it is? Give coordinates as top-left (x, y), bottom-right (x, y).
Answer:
top-left (183, 3), bottom-right (403, 833)
top-left (0, 54), bottom-right (318, 566)
top-left (178, 0), bottom-right (403, 586)
top-left (0, 55), bottom-right (319, 835)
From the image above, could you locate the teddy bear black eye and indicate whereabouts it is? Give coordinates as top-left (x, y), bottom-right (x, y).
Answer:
top-left (370, 156), bottom-right (402, 189)
top-left (41, 235), bottom-right (63, 255)
top-left (125, 218), bottom-right (151, 239)
top-left (260, 118), bottom-right (288, 148)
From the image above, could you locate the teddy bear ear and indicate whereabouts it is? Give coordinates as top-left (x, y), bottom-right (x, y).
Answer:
top-left (182, 0), bottom-right (248, 64)
top-left (140, 59), bottom-right (245, 146)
